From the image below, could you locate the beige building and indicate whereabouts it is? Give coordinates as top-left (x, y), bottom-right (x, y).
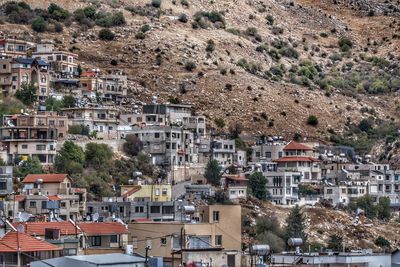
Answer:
top-left (0, 112), bottom-right (68, 165)
top-left (128, 205), bottom-right (241, 266)
top-left (0, 38), bottom-right (32, 58)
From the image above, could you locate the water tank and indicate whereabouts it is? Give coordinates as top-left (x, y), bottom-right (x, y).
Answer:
top-left (125, 245), bottom-right (133, 255)
top-left (251, 244), bottom-right (270, 256)
top-left (183, 205), bottom-right (195, 214)
top-left (288, 238), bottom-right (303, 247)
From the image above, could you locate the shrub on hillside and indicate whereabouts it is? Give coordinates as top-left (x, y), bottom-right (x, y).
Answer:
top-left (98, 28), bottom-right (115, 40)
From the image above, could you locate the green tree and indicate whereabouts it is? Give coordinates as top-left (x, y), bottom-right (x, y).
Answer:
top-left (376, 196), bottom-right (391, 220)
top-left (31, 17), bottom-right (47, 32)
top-left (84, 143), bottom-right (113, 171)
top-left (204, 159), bottom-right (221, 186)
top-left (15, 83), bottom-right (37, 105)
top-left (375, 236), bottom-right (390, 249)
top-left (355, 195), bottom-right (376, 219)
top-left (14, 156), bottom-right (43, 178)
top-left (307, 115), bottom-right (319, 126)
top-left (284, 205), bottom-right (307, 245)
top-left (62, 95), bottom-right (76, 108)
top-left (248, 172), bottom-right (267, 200)
top-left (44, 97), bottom-right (63, 111)
top-left (214, 117), bottom-right (225, 128)
top-left (83, 6), bottom-right (97, 19)
top-left (98, 28), bottom-right (115, 41)
top-left (55, 141), bottom-right (85, 174)
top-left (256, 216), bottom-right (285, 252)
top-left (123, 134), bottom-right (143, 157)
top-left (327, 234), bottom-right (343, 252)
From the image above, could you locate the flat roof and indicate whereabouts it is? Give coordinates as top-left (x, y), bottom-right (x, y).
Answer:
top-left (66, 253), bottom-right (145, 264)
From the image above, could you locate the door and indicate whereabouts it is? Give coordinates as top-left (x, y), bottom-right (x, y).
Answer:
top-left (227, 254), bottom-right (235, 267)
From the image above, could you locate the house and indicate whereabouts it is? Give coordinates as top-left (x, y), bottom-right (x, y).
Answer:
top-left (0, 38), bottom-right (32, 58)
top-left (11, 221), bottom-right (83, 256)
top-left (324, 182), bottom-right (368, 206)
top-left (18, 173), bottom-right (87, 220)
top-left (212, 138), bottom-right (236, 166)
top-left (59, 106), bottom-right (119, 139)
top-left (222, 174), bottom-right (248, 200)
top-left (128, 204), bottom-right (241, 266)
top-left (0, 112), bottom-right (65, 165)
top-left (120, 184), bottom-right (172, 202)
top-left (33, 43), bottom-right (78, 78)
top-left (0, 230), bottom-right (62, 266)
top-left (31, 253), bottom-right (146, 267)
top-left (273, 141), bottom-right (321, 184)
top-left (77, 222), bottom-right (128, 255)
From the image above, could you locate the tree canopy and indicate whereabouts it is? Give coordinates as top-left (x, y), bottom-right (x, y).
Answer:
top-left (204, 159), bottom-right (221, 186)
top-left (284, 205), bottom-right (307, 245)
top-left (248, 172), bottom-right (267, 200)
top-left (123, 134), bottom-right (143, 157)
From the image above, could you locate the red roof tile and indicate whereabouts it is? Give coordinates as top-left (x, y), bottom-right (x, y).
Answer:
top-left (274, 156), bottom-right (319, 162)
top-left (22, 174), bottom-right (69, 183)
top-left (12, 222), bottom-right (82, 236)
top-left (122, 186), bottom-right (141, 198)
top-left (47, 195), bottom-right (61, 201)
top-left (0, 231), bottom-right (62, 252)
top-left (77, 222), bottom-right (128, 235)
top-left (283, 141), bottom-right (313, 151)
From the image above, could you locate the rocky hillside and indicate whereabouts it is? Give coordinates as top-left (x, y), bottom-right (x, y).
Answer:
top-left (241, 198), bottom-right (400, 251)
top-left (0, 0), bottom-right (399, 144)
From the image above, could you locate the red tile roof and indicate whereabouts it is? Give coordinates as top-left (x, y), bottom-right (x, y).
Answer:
top-left (122, 186), bottom-right (141, 198)
top-left (12, 222), bottom-right (82, 236)
top-left (47, 195), bottom-right (61, 201)
top-left (0, 231), bottom-right (62, 252)
top-left (274, 156), bottom-right (319, 162)
top-left (77, 222), bottom-right (128, 235)
top-left (23, 174), bottom-right (69, 183)
top-left (283, 141), bottom-right (313, 151)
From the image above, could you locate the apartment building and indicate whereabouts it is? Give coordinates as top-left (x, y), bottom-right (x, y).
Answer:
top-left (0, 112), bottom-right (67, 165)
top-left (60, 106), bottom-right (119, 139)
top-left (222, 174), bottom-right (248, 200)
top-left (128, 205), bottom-right (241, 266)
top-left (212, 138), bottom-right (235, 166)
top-left (79, 71), bottom-right (128, 103)
top-left (324, 181), bottom-right (368, 206)
top-left (86, 198), bottom-right (187, 223)
top-left (33, 43), bottom-right (78, 78)
top-left (0, 57), bottom-right (50, 98)
top-left (127, 125), bottom-right (197, 166)
top-left (0, 38), bottom-right (32, 58)
top-left (120, 184), bottom-right (172, 202)
top-left (273, 141), bottom-right (321, 184)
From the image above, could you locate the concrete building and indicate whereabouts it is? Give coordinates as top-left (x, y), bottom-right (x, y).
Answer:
top-left (0, 166), bottom-right (13, 200)
top-left (0, 38), bottom-right (32, 58)
top-left (16, 174), bottom-right (87, 221)
top-left (60, 106), bottom-right (119, 139)
top-left (222, 174), bottom-right (248, 200)
top-left (128, 205), bottom-right (241, 266)
top-left (212, 138), bottom-right (235, 166)
top-left (0, 112), bottom-right (67, 165)
top-left (121, 184), bottom-right (172, 202)
top-left (33, 43), bottom-right (78, 78)
top-left (31, 253), bottom-right (145, 267)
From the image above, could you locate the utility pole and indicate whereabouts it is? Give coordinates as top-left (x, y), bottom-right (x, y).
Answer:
top-left (145, 245), bottom-right (150, 267)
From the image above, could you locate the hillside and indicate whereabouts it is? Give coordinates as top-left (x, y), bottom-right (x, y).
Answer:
top-left (241, 198), bottom-right (400, 251)
top-left (0, 0), bottom-right (399, 148)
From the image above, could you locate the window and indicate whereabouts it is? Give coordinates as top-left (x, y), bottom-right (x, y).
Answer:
top-left (162, 206), bottom-right (174, 214)
top-left (21, 145), bottom-right (28, 149)
top-left (135, 206), bottom-right (144, 213)
top-left (215, 235), bottom-right (222, 246)
top-left (150, 206), bottom-right (161, 214)
top-left (160, 237), bottom-right (167, 246)
top-left (59, 120), bottom-right (65, 127)
top-left (327, 189), bottom-right (333, 194)
top-left (132, 237), bottom-right (138, 248)
top-left (162, 188), bottom-right (168, 196)
top-left (213, 211), bottom-right (220, 222)
top-left (155, 189), bottom-right (160, 196)
top-left (265, 152), bottom-right (272, 158)
top-left (90, 236), bottom-right (101, 247)
top-left (155, 132), bottom-right (160, 138)
top-left (62, 248), bottom-right (77, 256)
top-left (29, 201), bottom-right (36, 208)
top-left (0, 182), bottom-right (7, 190)
top-left (110, 235), bottom-right (118, 243)
top-left (36, 145), bottom-right (46, 151)
top-left (2, 64), bottom-right (6, 69)
top-left (60, 202), bottom-right (66, 208)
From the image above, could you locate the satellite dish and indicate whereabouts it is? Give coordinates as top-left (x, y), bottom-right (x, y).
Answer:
top-left (17, 224), bottom-right (25, 233)
top-left (18, 212), bottom-right (30, 222)
top-left (92, 213), bottom-right (99, 222)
